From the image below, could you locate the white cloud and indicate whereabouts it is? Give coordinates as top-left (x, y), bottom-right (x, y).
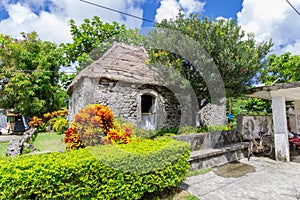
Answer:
top-left (0, 0), bottom-right (145, 44)
top-left (237, 0), bottom-right (300, 55)
top-left (0, 3), bottom-right (71, 43)
top-left (155, 0), bottom-right (205, 23)
top-left (179, 0), bottom-right (205, 14)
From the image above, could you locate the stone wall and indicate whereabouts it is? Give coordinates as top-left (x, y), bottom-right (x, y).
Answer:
top-left (198, 102), bottom-right (226, 127)
top-left (68, 78), bottom-right (90, 122)
top-left (94, 78), bottom-right (138, 124)
top-left (68, 78), bottom-right (182, 129)
top-left (173, 131), bottom-right (248, 170)
top-left (236, 115), bottom-right (274, 140)
top-left (173, 130), bottom-right (243, 151)
top-left (6, 128), bottom-right (37, 156)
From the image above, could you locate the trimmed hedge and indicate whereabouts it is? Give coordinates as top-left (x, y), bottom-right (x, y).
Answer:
top-left (0, 138), bottom-right (190, 199)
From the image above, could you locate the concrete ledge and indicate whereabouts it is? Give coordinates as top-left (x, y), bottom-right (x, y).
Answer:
top-left (188, 142), bottom-right (249, 171)
top-left (173, 130), bottom-right (243, 151)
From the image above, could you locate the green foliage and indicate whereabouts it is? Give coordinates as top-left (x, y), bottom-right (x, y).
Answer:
top-left (89, 138), bottom-right (190, 174)
top-left (151, 13), bottom-right (273, 105)
top-left (0, 32), bottom-right (68, 117)
top-left (184, 194), bottom-right (200, 200)
top-left (156, 127), bottom-right (179, 137)
top-left (29, 109), bottom-right (68, 134)
top-left (0, 139), bottom-right (190, 199)
top-left (63, 16), bottom-right (145, 73)
top-left (178, 126), bottom-right (200, 135)
top-left (226, 97), bottom-right (272, 129)
top-left (0, 142), bottom-right (8, 156)
top-left (59, 73), bottom-right (76, 90)
top-left (187, 168), bottom-right (212, 177)
top-left (133, 127), bottom-right (156, 139)
top-left (242, 98), bottom-right (272, 115)
top-left (206, 125), bottom-right (229, 132)
top-left (260, 52), bottom-right (300, 85)
top-left (52, 117), bottom-right (68, 135)
top-left (176, 125), bottom-right (229, 135)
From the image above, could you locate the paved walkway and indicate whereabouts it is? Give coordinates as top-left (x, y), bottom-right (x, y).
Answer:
top-left (184, 156), bottom-right (300, 200)
top-left (0, 135), bottom-right (22, 143)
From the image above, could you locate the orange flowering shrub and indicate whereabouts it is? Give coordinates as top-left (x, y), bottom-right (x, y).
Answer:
top-left (71, 104), bottom-right (115, 147)
top-left (43, 109), bottom-right (68, 121)
top-left (64, 104), bottom-right (142, 149)
top-left (28, 116), bottom-right (46, 132)
top-left (28, 116), bottom-right (43, 128)
top-left (103, 121), bottom-right (135, 145)
top-left (63, 123), bottom-right (83, 150)
top-left (29, 109), bottom-right (68, 133)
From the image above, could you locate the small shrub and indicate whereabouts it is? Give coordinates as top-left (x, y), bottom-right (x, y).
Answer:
top-left (28, 116), bottom-right (46, 133)
top-left (178, 126), bottom-right (199, 135)
top-left (206, 125), bottom-right (229, 132)
top-left (156, 127), bottom-right (179, 137)
top-left (133, 128), bottom-right (156, 139)
top-left (52, 117), bottom-right (68, 135)
top-left (103, 120), bottom-right (134, 145)
top-left (63, 123), bottom-right (84, 150)
top-left (0, 139), bottom-right (190, 199)
top-left (29, 109), bottom-right (68, 133)
top-left (73, 104), bottom-right (114, 146)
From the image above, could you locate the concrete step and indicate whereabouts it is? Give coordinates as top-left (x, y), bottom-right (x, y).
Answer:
top-left (189, 142), bottom-right (249, 171)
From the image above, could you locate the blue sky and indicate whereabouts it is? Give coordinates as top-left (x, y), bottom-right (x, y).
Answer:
top-left (0, 0), bottom-right (299, 55)
top-left (141, 0), bottom-right (243, 28)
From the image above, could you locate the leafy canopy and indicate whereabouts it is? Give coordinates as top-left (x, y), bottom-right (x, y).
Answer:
top-left (260, 52), bottom-right (300, 85)
top-left (63, 16), bottom-right (145, 72)
top-left (0, 32), bottom-right (68, 117)
top-left (152, 13), bottom-right (273, 106)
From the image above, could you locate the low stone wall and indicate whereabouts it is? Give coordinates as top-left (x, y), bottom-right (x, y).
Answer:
top-left (173, 131), bottom-right (248, 170)
top-left (6, 128), bottom-right (37, 157)
top-left (173, 130), bottom-right (243, 151)
top-left (188, 143), bottom-right (248, 170)
top-left (236, 115), bottom-right (274, 140)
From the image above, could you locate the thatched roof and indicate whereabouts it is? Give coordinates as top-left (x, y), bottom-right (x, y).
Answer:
top-left (67, 42), bottom-right (160, 95)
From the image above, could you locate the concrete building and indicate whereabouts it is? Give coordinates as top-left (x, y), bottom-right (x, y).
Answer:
top-left (247, 81), bottom-right (300, 161)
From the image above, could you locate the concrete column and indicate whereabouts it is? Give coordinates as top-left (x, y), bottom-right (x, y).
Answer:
top-left (294, 100), bottom-right (300, 134)
top-left (271, 95), bottom-right (290, 162)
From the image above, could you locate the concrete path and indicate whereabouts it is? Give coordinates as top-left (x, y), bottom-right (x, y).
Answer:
top-left (184, 157), bottom-right (300, 200)
top-left (0, 135), bottom-right (22, 143)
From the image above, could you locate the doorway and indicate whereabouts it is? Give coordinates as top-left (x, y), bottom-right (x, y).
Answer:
top-left (141, 94), bottom-right (156, 130)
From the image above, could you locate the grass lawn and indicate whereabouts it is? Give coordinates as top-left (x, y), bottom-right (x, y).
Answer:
top-left (0, 142), bottom-right (9, 156)
top-left (33, 132), bottom-right (65, 152)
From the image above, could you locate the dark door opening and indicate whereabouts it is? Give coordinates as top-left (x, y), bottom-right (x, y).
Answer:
top-left (141, 94), bottom-right (156, 130)
top-left (142, 95), bottom-right (154, 113)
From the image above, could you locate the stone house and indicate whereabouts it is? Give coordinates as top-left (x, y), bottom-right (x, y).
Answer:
top-left (67, 42), bottom-right (193, 130)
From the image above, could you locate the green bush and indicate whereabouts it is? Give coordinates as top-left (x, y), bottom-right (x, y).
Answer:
top-left (178, 126), bottom-right (200, 135)
top-left (156, 127), bottom-right (179, 137)
top-left (206, 125), bottom-right (229, 132)
top-left (52, 117), bottom-right (69, 135)
top-left (0, 139), bottom-right (190, 199)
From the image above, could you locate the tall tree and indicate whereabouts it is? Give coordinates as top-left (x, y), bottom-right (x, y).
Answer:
top-left (63, 16), bottom-right (145, 72)
top-left (0, 32), bottom-right (68, 117)
top-left (150, 13), bottom-right (273, 109)
top-left (260, 52), bottom-right (300, 85)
